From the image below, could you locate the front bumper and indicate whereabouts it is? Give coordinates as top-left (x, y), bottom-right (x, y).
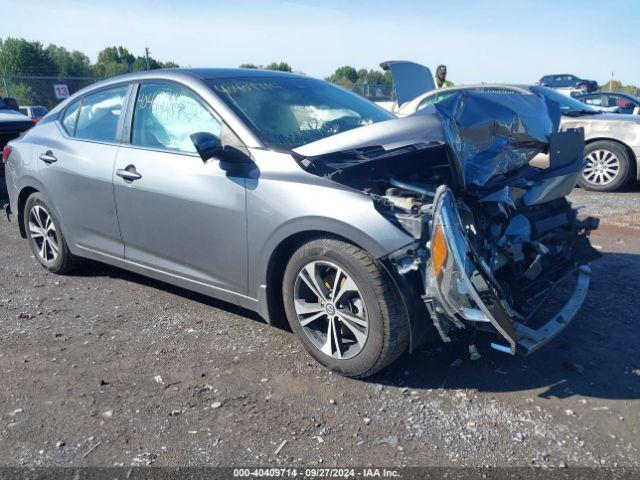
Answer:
top-left (425, 186), bottom-right (592, 355)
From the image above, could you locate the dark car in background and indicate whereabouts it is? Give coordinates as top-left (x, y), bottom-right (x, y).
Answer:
top-left (539, 74), bottom-right (598, 92)
top-left (1, 97), bottom-right (36, 199)
top-left (575, 92), bottom-right (640, 115)
top-left (1, 97), bottom-right (36, 156)
top-left (19, 105), bottom-right (49, 123)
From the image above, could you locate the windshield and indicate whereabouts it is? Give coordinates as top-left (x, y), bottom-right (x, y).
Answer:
top-left (530, 86), bottom-right (601, 115)
top-left (207, 76), bottom-right (394, 150)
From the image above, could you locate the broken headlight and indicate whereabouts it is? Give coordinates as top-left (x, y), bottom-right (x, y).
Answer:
top-left (427, 187), bottom-right (490, 323)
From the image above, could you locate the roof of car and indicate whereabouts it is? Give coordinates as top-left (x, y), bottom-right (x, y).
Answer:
top-left (93, 67), bottom-right (302, 85)
top-left (180, 68), bottom-right (301, 79)
top-left (66, 67), bottom-right (303, 97)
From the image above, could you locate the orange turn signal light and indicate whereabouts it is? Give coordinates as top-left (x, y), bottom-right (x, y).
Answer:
top-left (432, 224), bottom-right (448, 281)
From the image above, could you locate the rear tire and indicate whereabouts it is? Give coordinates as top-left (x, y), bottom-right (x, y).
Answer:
top-left (24, 192), bottom-right (78, 274)
top-left (578, 141), bottom-right (632, 192)
top-left (282, 238), bottom-right (409, 378)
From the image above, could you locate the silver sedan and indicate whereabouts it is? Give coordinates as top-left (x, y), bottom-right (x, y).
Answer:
top-left (3, 68), bottom-right (599, 377)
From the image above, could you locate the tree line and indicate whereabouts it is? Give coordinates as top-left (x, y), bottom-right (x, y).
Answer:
top-left (0, 37), bottom-right (178, 78)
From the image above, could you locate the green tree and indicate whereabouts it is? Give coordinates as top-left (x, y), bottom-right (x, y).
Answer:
top-left (265, 62), bottom-right (292, 72)
top-left (600, 79), bottom-right (639, 96)
top-left (0, 37), bottom-right (57, 75)
top-left (326, 66), bottom-right (358, 84)
top-left (45, 44), bottom-right (92, 77)
top-left (93, 46), bottom-right (178, 78)
top-left (92, 46), bottom-right (134, 78)
top-left (238, 62), bottom-right (292, 71)
top-left (4, 81), bottom-right (37, 105)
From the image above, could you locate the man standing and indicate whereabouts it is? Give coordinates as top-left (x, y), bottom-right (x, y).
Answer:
top-left (435, 65), bottom-right (454, 89)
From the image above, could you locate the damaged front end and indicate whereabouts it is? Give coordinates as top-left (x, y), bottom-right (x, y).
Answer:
top-left (293, 89), bottom-right (600, 356)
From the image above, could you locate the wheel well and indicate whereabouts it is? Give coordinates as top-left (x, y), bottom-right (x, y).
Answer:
top-left (17, 187), bottom-right (38, 239)
top-left (585, 137), bottom-right (637, 178)
top-left (264, 230), bottom-right (362, 328)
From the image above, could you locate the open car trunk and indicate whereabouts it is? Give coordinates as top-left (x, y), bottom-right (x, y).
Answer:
top-left (293, 89), bottom-right (600, 354)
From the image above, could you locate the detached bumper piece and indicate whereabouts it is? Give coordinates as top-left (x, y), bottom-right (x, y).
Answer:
top-left (425, 185), bottom-right (592, 355)
top-left (515, 265), bottom-right (590, 355)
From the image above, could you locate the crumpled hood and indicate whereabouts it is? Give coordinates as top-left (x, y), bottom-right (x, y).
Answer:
top-left (294, 89), bottom-right (579, 190)
top-left (292, 113), bottom-right (444, 158)
top-left (434, 90), bottom-right (562, 187)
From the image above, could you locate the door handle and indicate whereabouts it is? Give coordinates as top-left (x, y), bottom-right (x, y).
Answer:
top-left (39, 151), bottom-right (57, 164)
top-left (116, 165), bottom-right (142, 181)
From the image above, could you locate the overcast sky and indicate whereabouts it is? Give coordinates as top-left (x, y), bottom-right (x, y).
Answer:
top-left (3, 0), bottom-right (639, 85)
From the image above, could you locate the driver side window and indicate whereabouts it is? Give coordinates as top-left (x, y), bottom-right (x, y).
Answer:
top-left (132, 83), bottom-right (221, 154)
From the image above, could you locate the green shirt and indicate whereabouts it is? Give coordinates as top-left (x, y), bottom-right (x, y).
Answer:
top-left (436, 79), bottom-right (454, 89)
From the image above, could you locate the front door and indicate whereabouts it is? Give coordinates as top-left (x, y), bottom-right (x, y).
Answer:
top-left (112, 82), bottom-right (248, 294)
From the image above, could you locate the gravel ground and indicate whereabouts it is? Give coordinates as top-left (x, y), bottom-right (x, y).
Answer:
top-left (0, 187), bottom-right (639, 468)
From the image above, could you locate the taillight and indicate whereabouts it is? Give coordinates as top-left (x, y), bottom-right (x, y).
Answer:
top-left (2, 146), bottom-right (12, 164)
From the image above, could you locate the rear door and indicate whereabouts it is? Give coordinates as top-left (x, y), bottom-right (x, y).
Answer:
top-left (112, 81), bottom-right (248, 294)
top-left (37, 84), bottom-right (130, 257)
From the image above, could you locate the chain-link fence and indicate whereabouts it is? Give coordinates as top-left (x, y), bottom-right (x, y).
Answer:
top-left (1, 74), bottom-right (97, 111)
top-left (333, 82), bottom-right (395, 101)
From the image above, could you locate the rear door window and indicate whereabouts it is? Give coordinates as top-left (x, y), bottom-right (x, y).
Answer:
top-left (75, 86), bottom-right (128, 142)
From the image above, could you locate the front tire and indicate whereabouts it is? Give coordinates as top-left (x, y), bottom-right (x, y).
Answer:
top-left (578, 141), bottom-right (632, 192)
top-left (282, 238), bottom-right (409, 378)
top-left (24, 192), bottom-right (78, 274)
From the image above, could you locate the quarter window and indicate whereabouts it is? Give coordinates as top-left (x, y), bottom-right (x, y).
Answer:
top-left (131, 83), bottom-right (221, 154)
top-left (61, 99), bottom-right (81, 135)
top-left (75, 86), bottom-right (128, 142)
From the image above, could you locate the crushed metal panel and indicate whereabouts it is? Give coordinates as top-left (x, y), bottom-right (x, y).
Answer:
top-left (434, 90), bottom-right (564, 188)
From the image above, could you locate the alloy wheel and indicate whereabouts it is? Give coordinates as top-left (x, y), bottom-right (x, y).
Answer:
top-left (582, 149), bottom-right (620, 186)
top-left (28, 204), bottom-right (59, 263)
top-left (293, 260), bottom-right (369, 359)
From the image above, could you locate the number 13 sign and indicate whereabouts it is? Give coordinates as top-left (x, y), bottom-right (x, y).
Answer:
top-left (53, 84), bottom-right (70, 100)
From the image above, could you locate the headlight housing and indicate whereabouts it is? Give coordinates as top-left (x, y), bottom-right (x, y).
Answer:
top-left (427, 187), bottom-right (490, 323)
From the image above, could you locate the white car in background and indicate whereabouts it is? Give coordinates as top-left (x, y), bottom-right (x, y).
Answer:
top-left (381, 61), bottom-right (640, 192)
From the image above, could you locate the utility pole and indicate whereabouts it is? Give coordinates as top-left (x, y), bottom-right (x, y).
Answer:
top-left (610, 71), bottom-right (614, 92)
top-left (2, 64), bottom-right (9, 97)
top-left (145, 47), bottom-right (151, 71)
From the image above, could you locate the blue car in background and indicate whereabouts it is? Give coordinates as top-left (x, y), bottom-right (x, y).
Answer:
top-left (574, 91), bottom-right (640, 115)
top-left (539, 74), bottom-right (598, 92)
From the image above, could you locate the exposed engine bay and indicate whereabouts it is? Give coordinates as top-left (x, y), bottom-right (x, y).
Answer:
top-left (293, 90), bottom-right (601, 354)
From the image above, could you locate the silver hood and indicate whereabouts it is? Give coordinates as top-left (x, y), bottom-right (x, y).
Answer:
top-left (292, 113), bottom-right (444, 158)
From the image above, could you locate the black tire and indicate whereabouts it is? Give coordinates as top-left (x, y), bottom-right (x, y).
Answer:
top-left (24, 192), bottom-right (78, 274)
top-left (282, 238), bottom-right (409, 378)
top-left (577, 140), bottom-right (632, 192)
top-left (577, 83), bottom-right (589, 92)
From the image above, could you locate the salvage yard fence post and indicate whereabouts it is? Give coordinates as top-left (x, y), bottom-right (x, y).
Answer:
top-left (1, 73), bottom-right (97, 110)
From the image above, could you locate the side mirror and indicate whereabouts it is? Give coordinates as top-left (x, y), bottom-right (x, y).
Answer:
top-left (191, 132), bottom-right (223, 162)
top-left (190, 131), bottom-right (253, 164)
top-left (3, 97), bottom-right (20, 111)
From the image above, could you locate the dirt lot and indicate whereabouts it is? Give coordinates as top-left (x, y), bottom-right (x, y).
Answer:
top-left (0, 187), bottom-right (639, 468)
